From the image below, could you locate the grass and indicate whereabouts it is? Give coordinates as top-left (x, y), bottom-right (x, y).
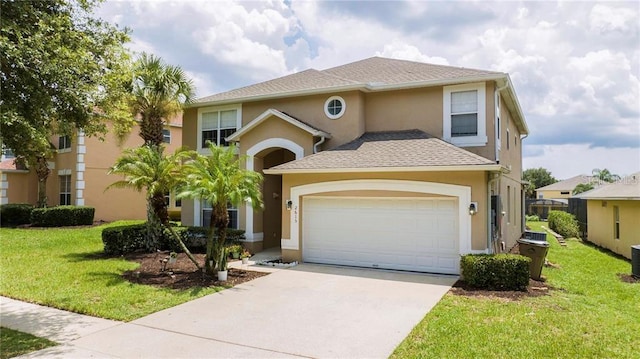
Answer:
top-left (0, 327), bottom-right (57, 359)
top-left (0, 221), bottom-right (218, 321)
top-left (392, 221), bottom-right (640, 358)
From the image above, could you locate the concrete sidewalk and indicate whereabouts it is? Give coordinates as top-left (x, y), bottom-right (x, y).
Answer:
top-left (2, 264), bottom-right (456, 358)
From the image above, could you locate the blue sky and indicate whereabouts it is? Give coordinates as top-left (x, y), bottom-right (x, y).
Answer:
top-left (96, 0), bottom-right (640, 179)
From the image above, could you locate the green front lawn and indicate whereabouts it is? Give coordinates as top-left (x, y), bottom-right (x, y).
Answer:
top-left (393, 221), bottom-right (640, 358)
top-left (0, 222), bottom-right (218, 321)
top-left (0, 327), bottom-right (57, 359)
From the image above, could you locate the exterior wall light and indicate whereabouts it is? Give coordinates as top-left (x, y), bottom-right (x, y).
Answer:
top-left (469, 202), bottom-right (478, 215)
top-left (286, 200), bottom-right (293, 210)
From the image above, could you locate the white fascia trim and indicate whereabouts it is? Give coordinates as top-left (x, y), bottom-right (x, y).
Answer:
top-left (189, 74), bottom-right (506, 108)
top-left (264, 164), bottom-right (502, 175)
top-left (245, 138), bottom-right (305, 241)
top-left (227, 109), bottom-right (330, 142)
top-left (288, 179), bottom-right (473, 254)
top-left (196, 104), bottom-right (242, 154)
top-left (443, 82), bottom-right (487, 147)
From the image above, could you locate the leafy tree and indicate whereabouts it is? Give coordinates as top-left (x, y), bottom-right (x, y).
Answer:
top-left (572, 183), bottom-right (594, 195)
top-left (1, 0), bottom-right (132, 207)
top-left (127, 53), bottom-right (195, 146)
top-left (107, 145), bottom-right (200, 269)
top-left (179, 144), bottom-right (263, 277)
top-left (523, 168), bottom-right (557, 199)
top-left (591, 168), bottom-right (621, 183)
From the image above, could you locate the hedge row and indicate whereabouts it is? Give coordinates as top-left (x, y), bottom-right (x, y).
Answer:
top-left (548, 210), bottom-right (579, 239)
top-left (460, 254), bottom-right (531, 291)
top-left (30, 206), bottom-right (95, 227)
top-left (101, 223), bottom-right (246, 255)
top-left (0, 203), bottom-right (34, 226)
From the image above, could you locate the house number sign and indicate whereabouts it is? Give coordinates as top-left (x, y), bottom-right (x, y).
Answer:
top-left (294, 205), bottom-right (298, 223)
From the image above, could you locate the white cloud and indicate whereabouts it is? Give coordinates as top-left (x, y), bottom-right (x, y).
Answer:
top-left (376, 41), bottom-right (449, 65)
top-left (589, 4), bottom-right (638, 33)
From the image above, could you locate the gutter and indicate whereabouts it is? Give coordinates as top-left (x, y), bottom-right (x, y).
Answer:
top-left (264, 164), bottom-right (503, 175)
top-left (487, 171), bottom-right (500, 253)
top-left (313, 136), bottom-right (326, 154)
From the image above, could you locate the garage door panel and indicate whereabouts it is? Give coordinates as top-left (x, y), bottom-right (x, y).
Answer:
top-left (303, 196), bottom-right (460, 274)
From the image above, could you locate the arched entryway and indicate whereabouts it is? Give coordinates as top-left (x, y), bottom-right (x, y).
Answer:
top-left (245, 138), bottom-right (303, 251)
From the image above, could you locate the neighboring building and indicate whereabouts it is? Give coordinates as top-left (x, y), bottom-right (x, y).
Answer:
top-left (182, 57), bottom-right (529, 275)
top-left (536, 175), bottom-right (594, 199)
top-left (576, 173), bottom-right (640, 259)
top-left (0, 119), bottom-right (183, 222)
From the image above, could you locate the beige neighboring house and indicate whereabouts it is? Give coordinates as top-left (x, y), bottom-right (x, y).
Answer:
top-left (536, 175), bottom-right (594, 199)
top-left (0, 119), bottom-right (183, 222)
top-left (182, 57), bottom-right (529, 275)
top-left (577, 174), bottom-right (640, 259)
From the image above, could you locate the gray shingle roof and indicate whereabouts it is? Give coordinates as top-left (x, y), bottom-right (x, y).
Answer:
top-left (266, 130), bottom-right (496, 173)
top-left (195, 57), bottom-right (504, 104)
top-left (537, 175), bottom-right (595, 191)
top-left (576, 173), bottom-right (640, 199)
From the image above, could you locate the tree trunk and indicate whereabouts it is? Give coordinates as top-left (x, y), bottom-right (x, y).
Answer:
top-left (145, 199), bottom-right (162, 251)
top-left (204, 203), bottom-right (229, 277)
top-left (139, 113), bottom-right (164, 146)
top-left (150, 192), bottom-right (201, 270)
top-left (35, 156), bottom-right (50, 208)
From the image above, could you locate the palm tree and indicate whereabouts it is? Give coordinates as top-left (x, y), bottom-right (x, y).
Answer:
top-left (107, 145), bottom-right (200, 269)
top-left (179, 143), bottom-right (263, 277)
top-left (592, 168), bottom-right (621, 183)
top-left (130, 53), bottom-right (195, 146)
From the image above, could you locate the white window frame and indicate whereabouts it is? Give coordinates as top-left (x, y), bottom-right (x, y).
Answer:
top-left (201, 200), bottom-right (239, 229)
top-left (59, 174), bottom-right (72, 205)
top-left (162, 129), bottom-right (171, 144)
top-left (443, 82), bottom-right (487, 147)
top-left (58, 135), bottom-right (72, 153)
top-left (197, 104), bottom-right (242, 154)
top-left (324, 96), bottom-right (346, 120)
top-left (613, 205), bottom-right (620, 240)
top-left (496, 93), bottom-right (501, 151)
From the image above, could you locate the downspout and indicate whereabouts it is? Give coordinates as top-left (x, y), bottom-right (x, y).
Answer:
top-left (313, 136), bottom-right (326, 154)
top-left (487, 171), bottom-right (500, 253)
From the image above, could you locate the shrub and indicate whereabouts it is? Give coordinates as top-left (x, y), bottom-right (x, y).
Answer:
top-left (460, 254), bottom-right (531, 291)
top-left (163, 227), bottom-right (246, 253)
top-left (168, 210), bottom-right (181, 222)
top-left (0, 203), bottom-right (34, 226)
top-left (30, 206), bottom-right (95, 227)
top-left (525, 214), bottom-right (540, 222)
top-left (548, 210), bottom-right (579, 238)
top-left (102, 223), bottom-right (148, 255)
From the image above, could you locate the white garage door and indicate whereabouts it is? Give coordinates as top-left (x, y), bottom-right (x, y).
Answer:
top-left (302, 196), bottom-right (460, 274)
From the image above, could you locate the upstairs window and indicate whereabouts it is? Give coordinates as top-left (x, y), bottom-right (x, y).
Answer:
top-left (200, 109), bottom-right (238, 148)
top-left (58, 135), bottom-right (71, 151)
top-left (324, 96), bottom-right (346, 119)
top-left (443, 83), bottom-right (487, 147)
top-left (162, 129), bottom-right (171, 144)
top-left (451, 90), bottom-right (478, 137)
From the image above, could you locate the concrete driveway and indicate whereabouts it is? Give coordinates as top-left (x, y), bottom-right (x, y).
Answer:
top-left (22, 264), bottom-right (456, 358)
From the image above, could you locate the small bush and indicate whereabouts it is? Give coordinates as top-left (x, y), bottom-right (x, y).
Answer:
top-left (460, 254), bottom-right (531, 291)
top-left (0, 203), bottom-right (34, 226)
top-left (548, 210), bottom-right (579, 238)
top-left (30, 206), bottom-right (95, 227)
top-left (102, 223), bottom-right (147, 255)
top-left (168, 210), bottom-right (181, 222)
top-left (163, 227), bottom-right (246, 253)
top-left (525, 214), bottom-right (540, 222)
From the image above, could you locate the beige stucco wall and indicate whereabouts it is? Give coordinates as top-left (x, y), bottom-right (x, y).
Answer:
top-left (278, 171), bottom-right (488, 262)
top-left (241, 91), bottom-right (365, 151)
top-left (2, 171), bottom-right (37, 204)
top-left (587, 199), bottom-right (640, 259)
top-left (537, 189), bottom-right (572, 199)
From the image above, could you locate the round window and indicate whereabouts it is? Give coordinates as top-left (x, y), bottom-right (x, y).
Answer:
top-left (324, 96), bottom-right (346, 119)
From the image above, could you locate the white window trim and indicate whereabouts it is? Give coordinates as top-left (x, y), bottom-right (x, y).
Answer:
top-left (200, 200), bottom-right (239, 229)
top-left (443, 82), bottom-right (487, 147)
top-left (162, 128), bottom-right (171, 144)
top-left (197, 104), bottom-right (242, 154)
top-left (59, 174), bottom-right (72, 205)
top-left (324, 96), bottom-right (346, 120)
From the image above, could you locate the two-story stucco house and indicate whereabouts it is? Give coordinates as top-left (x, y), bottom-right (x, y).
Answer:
top-left (1, 119), bottom-right (183, 222)
top-left (181, 57), bottom-right (528, 275)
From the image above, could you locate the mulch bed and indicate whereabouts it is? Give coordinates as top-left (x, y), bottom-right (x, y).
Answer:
top-left (617, 273), bottom-right (640, 284)
top-left (121, 252), bottom-right (268, 290)
top-left (449, 278), bottom-right (552, 301)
